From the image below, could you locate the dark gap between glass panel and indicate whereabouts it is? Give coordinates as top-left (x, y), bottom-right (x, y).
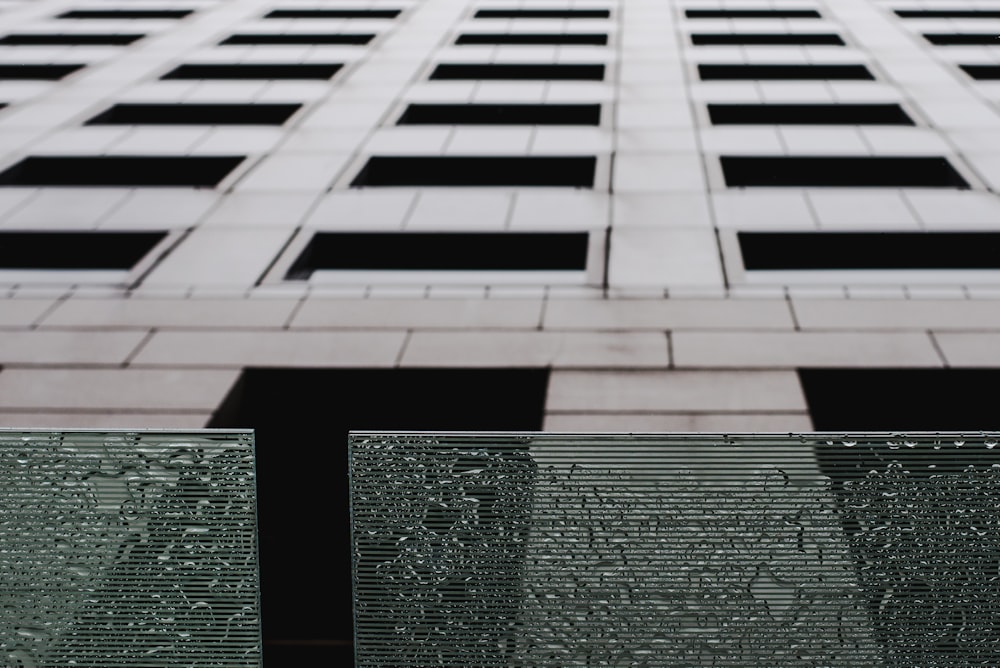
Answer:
top-left (430, 63), bottom-right (604, 80)
top-left (708, 103), bottom-right (914, 125)
top-left (799, 368), bottom-right (1000, 431)
top-left (220, 33), bottom-right (374, 45)
top-left (0, 156), bottom-right (245, 187)
top-left (161, 63), bottom-right (342, 80)
top-left (738, 231), bottom-right (1000, 270)
top-left (208, 367), bottom-right (549, 666)
top-left (0, 33), bottom-right (143, 45)
top-left (58, 9), bottom-right (193, 19)
top-left (397, 103), bottom-right (601, 125)
top-left (960, 65), bottom-right (1000, 80)
top-left (474, 9), bottom-right (610, 18)
top-left (924, 33), bottom-right (1000, 45)
top-left (264, 9), bottom-right (400, 18)
top-left (699, 64), bottom-right (874, 80)
top-left (286, 232), bottom-right (588, 276)
top-left (0, 231), bottom-right (167, 270)
top-left (0, 64), bottom-right (84, 80)
top-left (722, 156), bottom-right (968, 187)
top-left (456, 33), bottom-right (608, 45)
top-left (895, 9), bottom-right (1000, 18)
top-left (85, 103), bottom-right (301, 125)
top-left (685, 9), bottom-right (821, 18)
top-left (692, 33), bottom-right (844, 45)
top-left (351, 156), bottom-right (596, 187)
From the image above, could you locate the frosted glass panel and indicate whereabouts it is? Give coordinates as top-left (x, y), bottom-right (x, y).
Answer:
top-left (350, 432), bottom-right (1000, 667)
top-left (0, 430), bottom-right (260, 667)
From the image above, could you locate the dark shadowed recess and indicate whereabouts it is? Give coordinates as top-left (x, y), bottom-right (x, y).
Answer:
top-left (896, 9), bottom-right (1000, 18)
top-left (699, 63), bottom-right (874, 80)
top-left (85, 103), bottom-right (301, 125)
top-left (430, 63), bottom-right (605, 80)
top-left (960, 65), bottom-right (1000, 80)
top-left (397, 103), bottom-right (601, 125)
top-left (285, 232), bottom-right (589, 277)
top-left (0, 156), bottom-right (244, 187)
top-left (208, 367), bottom-right (550, 667)
top-left (739, 232), bottom-right (1000, 270)
top-left (474, 8), bottom-right (610, 18)
top-left (708, 103), bottom-right (913, 125)
top-left (161, 63), bottom-right (342, 80)
top-left (0, 33), bottom-right (144, 45)
top-left (691, 33), bottom-right (844, 45)
top-left (721, 156), bottom-right (968, 188)
top-left (456, 32), bottom-right (608, 45)
top-left (351, 156), bottom-right (596, 187)
top-left (264, 8), bottom-right (400, 18)
top-left (220, 33), bottom-right (374, 45)
top-left (0, 64), bottom-right (84, 80)
top-left (685, 9), bottom-right (821, 18)
top-left (924, 33), bottom-right (1000, 45)
top-left (58, 9), bottom-right (193, 18)
top-left (0, 231), bottom-right (166, 270)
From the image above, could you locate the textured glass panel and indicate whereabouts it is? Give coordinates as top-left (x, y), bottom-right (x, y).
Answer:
top-left (350, 432), bottom-right (1000, 667)
top-left (0, 429), bottom-right (260, 667)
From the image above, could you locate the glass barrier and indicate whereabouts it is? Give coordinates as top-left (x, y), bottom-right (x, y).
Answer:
top-left (350, 432), bottom-right (1000, 667)
top-left (0, 429), bottom-right (260, 668)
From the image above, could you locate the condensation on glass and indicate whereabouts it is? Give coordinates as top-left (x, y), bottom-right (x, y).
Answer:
top-left (0, 429), bottom-right (260, 667)
top-left (350, 432), bottom-right (1000, 667)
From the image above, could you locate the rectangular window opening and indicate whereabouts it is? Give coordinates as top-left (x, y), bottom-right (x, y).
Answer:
top-left (264, 9), bottom-right (401, 19)
top-left (699, 64), bottom-right (873, 80)
top-left (708, 103), bottom-right (914, 125)
top-left (84, 103), bottom-right (302, 126)
top-left (286, 232), bottom-right (588, 276)
top-left (350, 156), bottom-right (596, 187)
top-left (0, 64), bottom-right (84, 80)
top-left (722, 156), bottom-right (968, 188)
top-left (430, 63), bottom-right (604, 80)
top-left (219, 33), bottom-right (374, 45)
top-left (0, 33), bottom-right (144, 45)
top-left (0, 231), bottom-right (167, 270)
top-left (692, 33), bottom-right (844, 45)
top-left (895, 10), bottom-right (1000, 18)
top-left (57, 9), bottom-right (193, 19)
top-left (456, 33), bottom-right (608, 45)
top-left (397, 103), bottom-right (601, 125)
top-left (0, 156), bottom-right (244, 187)
top-left (924, 33), bottom-right (1000, 45)
top-left (474, 9), bottom-right (610, 18)
top-left (160, 63), bottom-right (342, 80)
top-left (685, 9), bottom-right (821, 18)
top-left (739, 231), bottom-right (1000, 270)
top-left (960, 65), bottom-right (1000, 81)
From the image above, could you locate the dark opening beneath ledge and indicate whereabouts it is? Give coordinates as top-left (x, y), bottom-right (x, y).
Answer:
top-left (220, 33), bottom-right (374, 45)
top-left (699, 63), bottom-right (874, 80)
top-left (685, 9), bottom-right (821, 18)
top-left (161, 63), bottom-right (342, 80)
top-left (0, 156), bottom-right (245, 187)
top-left (692, 33), bottom-right (844, 45)
top-left (721, 156), bottom-right (968, 188)
top-left (264, 9), bottom-right (400, 18)
top-left (456, 32), bottom-right (608, 45)
top-left (397, 103), bottom-right (601, 125)
top-left (351, 156), bottom-right (596, 187)
top-left (58, 9), bottom-right (193, 18)
top-left (0, 231), bottom-right (166, 270)
top-left (430, 63), bottom-right (605, 80)
top-left (474, 9), bottom-right (610, 18)
top-left (708, 103), bottom-right (913, 125)
top-left (85, 103), bottom-right (301, 125)
top-left (0, 64), bottom-right (84, 80)
top-left (0, 33), bottom-right (144, 45)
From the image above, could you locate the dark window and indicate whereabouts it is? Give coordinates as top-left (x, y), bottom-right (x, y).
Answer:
top-left (208, 367), bottom-right (550, 666)
top-left (0, 156), bottom-right (244, 187)
top-left (456, 32), bottom-right (608, 45)
top-left (685, 9), bottom-right (821, 18)
top-left (699, 64), bottom-right (874, 80)
top-left (474, 9), bottom-right (610, 18)
top-left (430, 63), bottom-right (604, 80)
top-left (721, 156), bottom-right (968, 188)
top-left (708, 103), bottom-right (914, 125)
top-left (799, 368), bottom-right (1000, 431)
top-left (0, 231), bottom-right (166, 270)
top-left (960, 65), bottom-right (1000, 81)
top-left (85, 103), bottom-right (301, 126)
top-left (923, 33), bottom-right (1000, 45)
top-left (263, 9), bottom-right (400, 18)
top-left (351, 156), bottom-right (596, 187)
top-left (895, 9), bottom-right (1000, 18)
top-left (286, 232), bottom-right (589, 277)
top-left (0, 64), bottom-right (84, 80)
top-left (0, 33), bottom-right (143, 45)
top-left (739, 231), bottom-right (1000, 270)
top-left (161, 63), bottom-right (342, 80)
top-left (220, 33), bottom-right (374, 45)
top-left (692, 33), bottom-right (844, 45)
top-left (57, 9), bottom-right (193, 19)
top-left (398, 103), bottom-right (601, 125)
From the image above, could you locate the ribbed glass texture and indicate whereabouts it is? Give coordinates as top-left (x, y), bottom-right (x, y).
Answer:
top-left (0, 430), bottom-right (260, 667)
top-left (350, 432), bottom-right (1000, 667)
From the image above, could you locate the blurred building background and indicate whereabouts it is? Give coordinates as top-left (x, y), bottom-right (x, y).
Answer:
top-left (2, 0), bottom-right (1000, 662)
